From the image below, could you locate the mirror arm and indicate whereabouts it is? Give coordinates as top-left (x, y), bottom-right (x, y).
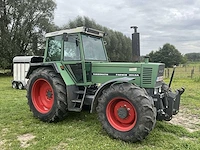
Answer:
top-left (63, 33), bottom-right (68, 41)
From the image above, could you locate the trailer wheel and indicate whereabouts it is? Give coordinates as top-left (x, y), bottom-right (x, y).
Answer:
top-left (27, 67), bottom-right (67, 122)
top-left (18, 82), bottom-right (24, 90)
top-left (97, 83), bottom-right (156, 142)
top-left (12, 81), bottom-right (18, 89)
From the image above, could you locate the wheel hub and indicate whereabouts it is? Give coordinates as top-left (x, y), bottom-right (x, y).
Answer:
top-left (46, 90), bottom-right (53, 99)
top-left (106, 98), bottom-right (137, 131)
top-left (32, 79), bottom-right (54, 113)
top-left (117, 107), bottom-right (128, 119)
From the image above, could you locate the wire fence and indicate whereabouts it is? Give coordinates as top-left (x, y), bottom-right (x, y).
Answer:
top-left (164, 64), bottom-right (200, 79)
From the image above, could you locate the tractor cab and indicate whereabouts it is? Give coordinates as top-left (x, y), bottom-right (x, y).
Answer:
top-left (44, 27), bottom-right (108, 84)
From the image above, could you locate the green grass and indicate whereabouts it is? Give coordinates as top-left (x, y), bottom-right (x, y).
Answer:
top-left (0, 64), bottom-right (200, 150)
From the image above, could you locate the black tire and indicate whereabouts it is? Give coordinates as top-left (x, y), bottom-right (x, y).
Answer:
top-left (27, 67), bottom-right (68, 122)
top-left (12, 81), bottom-right (18, 89)
top-left (96, 83), bottom-right (156, 142)
top-left (18, 82), bottom-right (24, 90)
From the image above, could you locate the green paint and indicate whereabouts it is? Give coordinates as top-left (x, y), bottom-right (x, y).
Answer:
top-left (42, 27), bottom-right (164, 89)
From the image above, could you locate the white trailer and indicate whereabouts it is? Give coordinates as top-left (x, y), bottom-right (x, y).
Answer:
top-left (12, 56), bottom-right (43, 89)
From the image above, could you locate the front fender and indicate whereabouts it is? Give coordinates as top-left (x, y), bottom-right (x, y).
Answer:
top-left (90, 77), bottom-right (135, 113)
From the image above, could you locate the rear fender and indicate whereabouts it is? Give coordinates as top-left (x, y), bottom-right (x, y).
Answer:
top-left (26, 62), bottom-right (75, 86)
top-left (26, 63), bottom-right (60, 79)
top-left (90, 77), bottom-right (135, 113)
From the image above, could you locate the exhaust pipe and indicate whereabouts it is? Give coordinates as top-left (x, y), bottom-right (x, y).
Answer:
top-left (131, 26), bottom-right (140, 62)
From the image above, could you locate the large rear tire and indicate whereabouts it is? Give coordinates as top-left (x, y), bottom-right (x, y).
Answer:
top-left (27, 67), bottom-right (67, 122)
top-left (97, 83), bottom-right (156, 142)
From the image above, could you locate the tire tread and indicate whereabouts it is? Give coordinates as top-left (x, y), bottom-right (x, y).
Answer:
top-left (97, 83), bottom-right (156, 142)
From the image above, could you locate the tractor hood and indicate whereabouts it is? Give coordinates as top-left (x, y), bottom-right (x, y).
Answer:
top-left (91, 62), bottom-right (165, 88)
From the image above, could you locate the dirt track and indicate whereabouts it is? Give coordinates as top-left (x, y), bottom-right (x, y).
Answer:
top-left (169, 106), bottom-right (200, 132)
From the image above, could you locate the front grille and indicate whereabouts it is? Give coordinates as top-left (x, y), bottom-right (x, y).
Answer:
top-left (142, 67), bottom-right (152, 84)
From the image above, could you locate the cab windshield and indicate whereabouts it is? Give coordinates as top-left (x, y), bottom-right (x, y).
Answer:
top-left (82, 34), bottom-right (107, 61)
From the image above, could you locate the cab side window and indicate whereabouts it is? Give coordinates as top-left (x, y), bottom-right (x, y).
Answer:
top-left (64, 35), bottom-right (80, 61)
top-left (46, 36), bottom-right (62, 61)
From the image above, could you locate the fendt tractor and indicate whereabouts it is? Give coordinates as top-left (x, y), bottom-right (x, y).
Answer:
top-left (26, 26), bottom-right (184, 142)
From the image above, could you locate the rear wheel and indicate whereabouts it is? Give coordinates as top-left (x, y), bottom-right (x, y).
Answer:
top-left (97, 83), bottom-right (156, 142)
top-left (27, 67), bottom-right (67, 122)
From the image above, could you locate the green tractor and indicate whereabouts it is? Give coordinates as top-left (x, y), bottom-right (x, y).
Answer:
top-left (26, 26), bottom-right (184, 142)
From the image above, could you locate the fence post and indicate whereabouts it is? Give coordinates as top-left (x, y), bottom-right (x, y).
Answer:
top-left (167, 68), bottom-right (170, 78)
top-left (191, 68), bottom-right (194, 78)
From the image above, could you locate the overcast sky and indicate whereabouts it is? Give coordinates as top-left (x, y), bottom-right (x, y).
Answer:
top-left (54, 0), bottom-right (200, 55)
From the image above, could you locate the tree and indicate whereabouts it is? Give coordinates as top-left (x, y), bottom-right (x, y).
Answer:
top-left (149, 43), bottom-right (185, 67)
top-left (0, 0), bottom-right (57, 69)
top-left (63, 16), bottom-right (132, 62)
top-left (185, 53), bottom-right (200, 62)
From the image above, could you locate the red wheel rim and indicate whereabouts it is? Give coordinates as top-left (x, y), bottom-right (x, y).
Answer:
top-left (106, 97), bottom-right (137, 131)
top-left (31, 79), bottom-right (54, 114)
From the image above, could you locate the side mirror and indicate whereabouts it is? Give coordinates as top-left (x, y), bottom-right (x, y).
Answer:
top-left (103, 41), bottom-right (107, 45)
top-left (63, 33), bottom-right (68, 41)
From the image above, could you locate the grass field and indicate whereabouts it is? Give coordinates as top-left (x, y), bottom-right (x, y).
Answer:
top-left (0, 63), bottom-right (200, 150)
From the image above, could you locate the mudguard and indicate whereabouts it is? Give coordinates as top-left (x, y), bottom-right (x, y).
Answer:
top-left (90, 77), bottom-right (135, 113)
top-left (26, 63), bottom-right (60, 79)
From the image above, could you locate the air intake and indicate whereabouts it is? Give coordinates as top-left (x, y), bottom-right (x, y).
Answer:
top-left (142, 67), bottom-right (152, 84)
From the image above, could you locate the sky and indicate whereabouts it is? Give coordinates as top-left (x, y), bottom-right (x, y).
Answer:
top-left (54, 0), bottom-right (200, 55)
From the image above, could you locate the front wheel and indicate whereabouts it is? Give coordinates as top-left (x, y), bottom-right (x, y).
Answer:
top-left (27, 67), bottom-right (68, 122)
top-left (97, 83), bottom-right (156, 142)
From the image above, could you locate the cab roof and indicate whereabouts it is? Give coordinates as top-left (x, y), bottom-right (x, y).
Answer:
top-left (45, 26), bottom-right (105, 38)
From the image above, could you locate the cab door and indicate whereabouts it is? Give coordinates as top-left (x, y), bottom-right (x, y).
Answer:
top-left (61, 34), bottom-right (91, 84)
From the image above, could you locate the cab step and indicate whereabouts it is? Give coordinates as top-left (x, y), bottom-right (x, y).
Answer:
top-left (71, 99), bottom-right (82, 103)
top-left (68, 108), bottom-right (82, 112)
top-left (74, 90), bottom-right (85, 95)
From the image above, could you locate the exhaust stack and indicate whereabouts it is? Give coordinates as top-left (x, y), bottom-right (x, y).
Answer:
top-left (131, 26), bottom-right (140, 62)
